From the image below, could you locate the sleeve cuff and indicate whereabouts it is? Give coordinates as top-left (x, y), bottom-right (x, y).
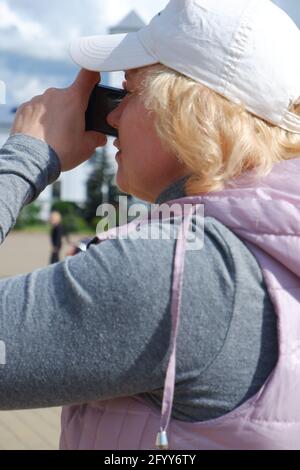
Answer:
top-left (1, 134), bottom-right (61, 201)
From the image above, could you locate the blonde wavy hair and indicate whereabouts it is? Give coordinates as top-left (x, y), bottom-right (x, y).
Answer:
top-left (138, 64), bottom-right (300, 195)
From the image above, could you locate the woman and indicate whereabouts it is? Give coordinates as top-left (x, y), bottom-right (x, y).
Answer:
top-left (1, 0), bottom-right (300, 449)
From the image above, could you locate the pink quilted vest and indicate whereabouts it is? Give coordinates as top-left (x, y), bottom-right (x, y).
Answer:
top-left (60, 157), bottom-right (300, 450)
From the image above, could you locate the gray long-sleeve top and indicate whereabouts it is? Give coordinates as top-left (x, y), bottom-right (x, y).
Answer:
top-left (0, 134), bottom-right (278, 422)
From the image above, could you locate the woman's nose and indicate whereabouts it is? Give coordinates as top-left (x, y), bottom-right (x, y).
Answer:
top-left (107, 102), bottom-right (123, 130)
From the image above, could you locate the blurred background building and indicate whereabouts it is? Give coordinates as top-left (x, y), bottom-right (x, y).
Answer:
top-left (0, 106), bottom-right (10, 148)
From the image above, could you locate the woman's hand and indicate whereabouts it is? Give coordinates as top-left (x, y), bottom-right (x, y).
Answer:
top-left (10, 69), bottom-right (107, 171)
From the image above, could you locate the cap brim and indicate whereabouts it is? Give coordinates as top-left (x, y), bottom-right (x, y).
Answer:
top-left (70, 32), bottom-right (158, 72)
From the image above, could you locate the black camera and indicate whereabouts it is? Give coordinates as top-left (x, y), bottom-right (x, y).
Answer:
top-left (85, 84), bottom-right (128, 138)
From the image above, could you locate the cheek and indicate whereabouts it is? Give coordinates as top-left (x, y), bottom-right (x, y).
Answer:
top-left (120, 107), bottom-right (150, 155)
top-left (119, 99), bottom-right (177, 172)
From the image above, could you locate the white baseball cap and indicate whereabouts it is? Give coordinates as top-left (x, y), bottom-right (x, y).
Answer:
top-left (70, 0), bottom-right (300, 133)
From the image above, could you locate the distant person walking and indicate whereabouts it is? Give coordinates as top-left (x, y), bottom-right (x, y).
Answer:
top-left (49, 211), bottom-right (63, 264)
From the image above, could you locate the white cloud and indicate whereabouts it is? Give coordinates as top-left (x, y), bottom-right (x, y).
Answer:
top-left (0, 0), bottom-right (168, 105)
top-left (0, 0), bottom-right (168, 61)
top-left (0, 0), bottom-right (81, 60)
top-left (0, 63), bottom-right (72, 105)
top-left (12, 76), bottom-right (49, 103)
top-left (0, 1), bottom-right (43, 37)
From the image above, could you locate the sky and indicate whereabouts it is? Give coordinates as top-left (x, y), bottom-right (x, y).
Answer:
top-left (0, 0), bottom-right (299, 121)
top-left (0, 0), bottom-right (168, 120)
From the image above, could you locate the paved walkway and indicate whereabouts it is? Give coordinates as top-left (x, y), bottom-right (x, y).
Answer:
top-left (0, 230), bottom-right (85, 277)
top-left (0, 408), bottom-right (61, 450)
top-left (0, 230), bottom-right (90, 450)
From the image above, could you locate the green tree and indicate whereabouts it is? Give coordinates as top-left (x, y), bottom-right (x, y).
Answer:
top-left (84, 146), bottom-right (134, 231)
top-left (15, 202), bottom-right (42, 229)
top-left (51, 201), bottom-right (88, 235)
top-left (84, 146), bottom-right (120, 227)
top-left (85, 147), bottom-right (108, 224)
